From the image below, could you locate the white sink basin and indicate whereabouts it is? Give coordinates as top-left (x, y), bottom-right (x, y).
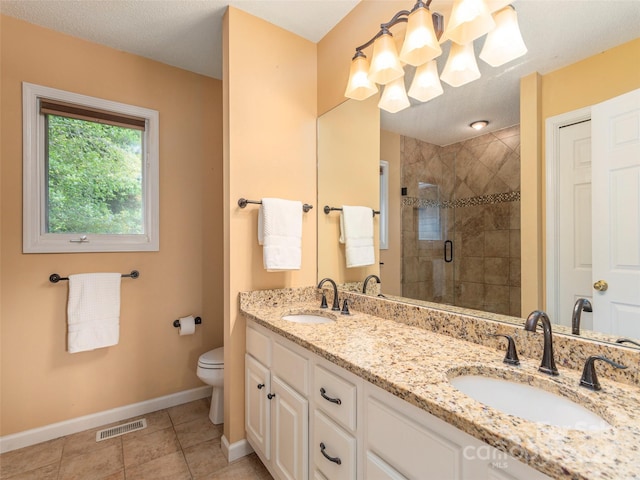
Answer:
top-left (450, 375), bottom-right (610, 431)
top-left (281, 314), bottom-right (335, 325)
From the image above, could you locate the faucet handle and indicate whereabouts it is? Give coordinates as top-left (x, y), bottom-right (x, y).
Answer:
top-left (320, 293), bottom-right (328, 309)
top-left (341, 299), bottom-right (351, 315)
top-left (580, 356), bottom-right (627, 391)
top-left (490, 334), bottom-right (520, 365)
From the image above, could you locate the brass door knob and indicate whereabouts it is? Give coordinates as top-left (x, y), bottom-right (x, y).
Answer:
top-left (593, 280), bottom-right (608, 292)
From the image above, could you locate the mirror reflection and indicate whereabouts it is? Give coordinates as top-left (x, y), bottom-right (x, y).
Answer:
top-left (317, 2), bottom-right (640, 348)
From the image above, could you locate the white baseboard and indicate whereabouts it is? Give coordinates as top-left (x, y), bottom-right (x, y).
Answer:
top-left (0, 385), bottom-right (212, 454)
top-left (222, 434), bottom-right (254, 462)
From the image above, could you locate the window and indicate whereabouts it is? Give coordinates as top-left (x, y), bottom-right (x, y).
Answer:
top-left (379, 160), bottom-right (389, 250)
top-left (417, 182), bottom-right (441, 241)
top-left (23, 83), bottom-right (159, 253)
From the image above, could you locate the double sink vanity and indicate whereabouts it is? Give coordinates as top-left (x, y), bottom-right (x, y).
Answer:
top-left (240, 285), bottom-right (640, 480)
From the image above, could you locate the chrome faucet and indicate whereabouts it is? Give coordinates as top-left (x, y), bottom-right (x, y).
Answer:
top-left (362, 274), bottom-right (381, 295)
top-left (571, 298), bottom-right (592, 335)
top-left (524, 310), bottom-right (559, 376)
top-left (317, 278), bottom-right (340, 311)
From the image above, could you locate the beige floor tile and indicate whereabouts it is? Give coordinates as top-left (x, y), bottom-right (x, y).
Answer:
top-left (101, 472), bottom-right (125, 480)
top-left (246, 453), bottom-right (274, 479)
top-left (167, 398), bottom-right (210, 426)
top-left (58, 443), bottom-right (123, 480)
top-left (0, 438), bottom-right (64, 479)
top-left (122, 410), bottom-right (173, 439)
top-left (124, 451), bottom-right (191, 480)
top-left (122, 426), bottom-right (180, 468)
top-left (195, 455), bottom-right (260, 480)
top-left (0, 398), bottom-right (272, 480)
top-left (62, 426), bottom-right (122, 459)
top-left (182, 438), bottom-right (228, 478)
top-left (174, 417), bottom-right (222, 450)
top-left (0, 462), bottom-right (59, 480)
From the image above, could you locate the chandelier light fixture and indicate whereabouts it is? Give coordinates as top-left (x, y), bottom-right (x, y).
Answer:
top-left (344, 0), bottom-right (527, 114)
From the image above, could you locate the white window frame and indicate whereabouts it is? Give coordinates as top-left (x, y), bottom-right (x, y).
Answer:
top-left (22, 82), bottom-right (159, 253)
top-left (379, 160), bottom-right (389, 249)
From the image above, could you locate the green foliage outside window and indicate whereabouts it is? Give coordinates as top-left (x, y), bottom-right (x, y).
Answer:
top-left (46, 115), bottom-right (144, 234)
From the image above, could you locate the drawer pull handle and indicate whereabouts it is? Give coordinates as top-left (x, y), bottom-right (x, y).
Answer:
top-left (267, 393), bottom-right (276, 400)
top-left (320, 387), bottom-right (342, 405)
top-left (319, 442), bottom-right (342, 465)
top-left (257, 383), bottom-right (265, 389)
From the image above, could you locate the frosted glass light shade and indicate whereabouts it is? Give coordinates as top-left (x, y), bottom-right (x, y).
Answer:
top-left (440, 41), bottom-right (481, 87)
top-left (399, 7), bottom-right (442, 66)
top-left (444, 0), bottom-right (495, 45)
top-left (378, 77), bottom-right (410, 113)
top-left (368, 32), bottom-right (404, 85)
top-left (344, 53), bottom-right (378, 100)
top-left (408, 60), bottom-right (444, 102)
top-left (479, 6), bottom-right (527, 67)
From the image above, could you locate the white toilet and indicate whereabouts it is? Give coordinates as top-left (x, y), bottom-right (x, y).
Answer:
top-left (196, 347), bottom-right (224, 425)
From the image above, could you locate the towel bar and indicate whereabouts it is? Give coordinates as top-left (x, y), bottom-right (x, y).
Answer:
top-left (49, 270), bottom-right (140, 283)
top-left (323, 205), bottom-right (380, 216)
top-left (238, 198), bottom-right (313, 213)
top-left (173, 317), bottom-right (202, 328)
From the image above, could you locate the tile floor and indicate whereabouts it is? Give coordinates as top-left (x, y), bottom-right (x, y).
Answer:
top-left (0, 398), bottom-right (273, 480)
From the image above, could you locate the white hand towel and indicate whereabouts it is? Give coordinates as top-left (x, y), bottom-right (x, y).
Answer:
top-left (67, 273), bottom-right (121, 353)
top-left (340, 205), bottom-right (375, 268)
top-left (258, 198), bottom-right (303, 271)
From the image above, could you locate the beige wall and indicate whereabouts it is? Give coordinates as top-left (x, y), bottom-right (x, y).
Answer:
top-left (380, 129), bottom-right (402, 296)
top-left (223, 8), bottom-right (318, 444)
top-left (318, 1), bottom-right (403, 116)
top-left (317, 97), bottom-right (380, 284)
top-left (520, 38), bottom-right (640, 314)
top-left (0, 16), bottom-right (223, 436)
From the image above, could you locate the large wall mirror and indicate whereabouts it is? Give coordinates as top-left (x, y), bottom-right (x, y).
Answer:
top-left (317, 1), bottom-right (640, 348)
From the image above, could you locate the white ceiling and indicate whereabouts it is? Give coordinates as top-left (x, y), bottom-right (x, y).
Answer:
top-left (1, 0), bottom-right (639, 145)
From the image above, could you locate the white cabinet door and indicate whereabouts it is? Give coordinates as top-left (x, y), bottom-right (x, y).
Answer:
top-left (271, 374), bottom-right (309, 480)
top-left (246, 354), bottom-right (271, 460)
top-left (366, 451), bottom-right (408, 480)
top-left (366, 395), bottom-right (462, 480)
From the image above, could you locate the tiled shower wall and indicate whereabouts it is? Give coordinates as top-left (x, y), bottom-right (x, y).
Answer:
top-left (401, 125), bottom-right (521, 317)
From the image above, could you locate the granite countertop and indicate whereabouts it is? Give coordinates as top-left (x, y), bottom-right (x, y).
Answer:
top-left (240, 296), bottom-right (640, 480)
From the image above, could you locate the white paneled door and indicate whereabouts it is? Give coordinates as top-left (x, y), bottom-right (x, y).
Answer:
top-left (591, 89), bottom-right (640, 338)
top-left (557, 119), bottom-right (594, 330)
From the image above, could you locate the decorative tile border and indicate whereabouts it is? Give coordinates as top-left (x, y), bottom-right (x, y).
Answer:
top-left (403, 191), bottom-right (520, 209)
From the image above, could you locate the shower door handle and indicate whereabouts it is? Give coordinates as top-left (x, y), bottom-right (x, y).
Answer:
top-left (444, 240), bottom-right (453, 263)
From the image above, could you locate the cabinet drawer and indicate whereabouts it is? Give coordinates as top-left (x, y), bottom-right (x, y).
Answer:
top-left (246, 325), bottom-right (271, 366)
top-left (272, 340), bottom-right (309, 395)
top-left (313, 410), bottom-right (356, 480)
top-left (313, 365), bottom-right (357, 431)
top-left (366, 396), bottom-right (462, 480)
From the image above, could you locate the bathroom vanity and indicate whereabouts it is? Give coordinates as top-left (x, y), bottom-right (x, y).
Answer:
top-left (240, 287), bottom-right (640, 480)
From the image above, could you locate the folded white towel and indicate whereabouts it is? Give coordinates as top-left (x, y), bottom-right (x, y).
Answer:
top-left (340, 205), bottom-right (375, 268)
top-left (258, 198), bottom-right (303, 271)
top-left (67, 273), bottom-right (121, 353)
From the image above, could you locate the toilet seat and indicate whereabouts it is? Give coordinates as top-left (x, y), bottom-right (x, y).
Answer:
top-left (198, 347), bottom-right (224, 370)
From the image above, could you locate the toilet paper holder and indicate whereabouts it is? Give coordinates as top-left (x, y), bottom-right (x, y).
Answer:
top-left (173, 317), bottom-right (202, 328)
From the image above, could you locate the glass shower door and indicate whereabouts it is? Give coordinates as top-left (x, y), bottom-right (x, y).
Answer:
top-left (401, 140), bottom-right (456, 305)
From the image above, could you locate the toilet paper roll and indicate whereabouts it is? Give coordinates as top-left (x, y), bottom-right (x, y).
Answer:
top-left (178, 315), bottom-right (196, 336)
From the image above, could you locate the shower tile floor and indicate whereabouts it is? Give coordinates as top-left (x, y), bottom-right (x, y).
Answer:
top-left (0, 398), bottom-right (273, 480)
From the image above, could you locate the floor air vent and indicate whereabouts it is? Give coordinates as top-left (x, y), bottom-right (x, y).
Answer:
top-left (96, 418), bottom-right (147, 442)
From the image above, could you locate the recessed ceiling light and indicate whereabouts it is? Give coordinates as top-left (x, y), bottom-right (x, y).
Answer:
top-left (470, 120), bottom-right (489, 130)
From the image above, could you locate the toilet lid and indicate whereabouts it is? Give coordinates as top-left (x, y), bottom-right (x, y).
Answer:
top-left (199, 347), bottom-right (224, 366)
